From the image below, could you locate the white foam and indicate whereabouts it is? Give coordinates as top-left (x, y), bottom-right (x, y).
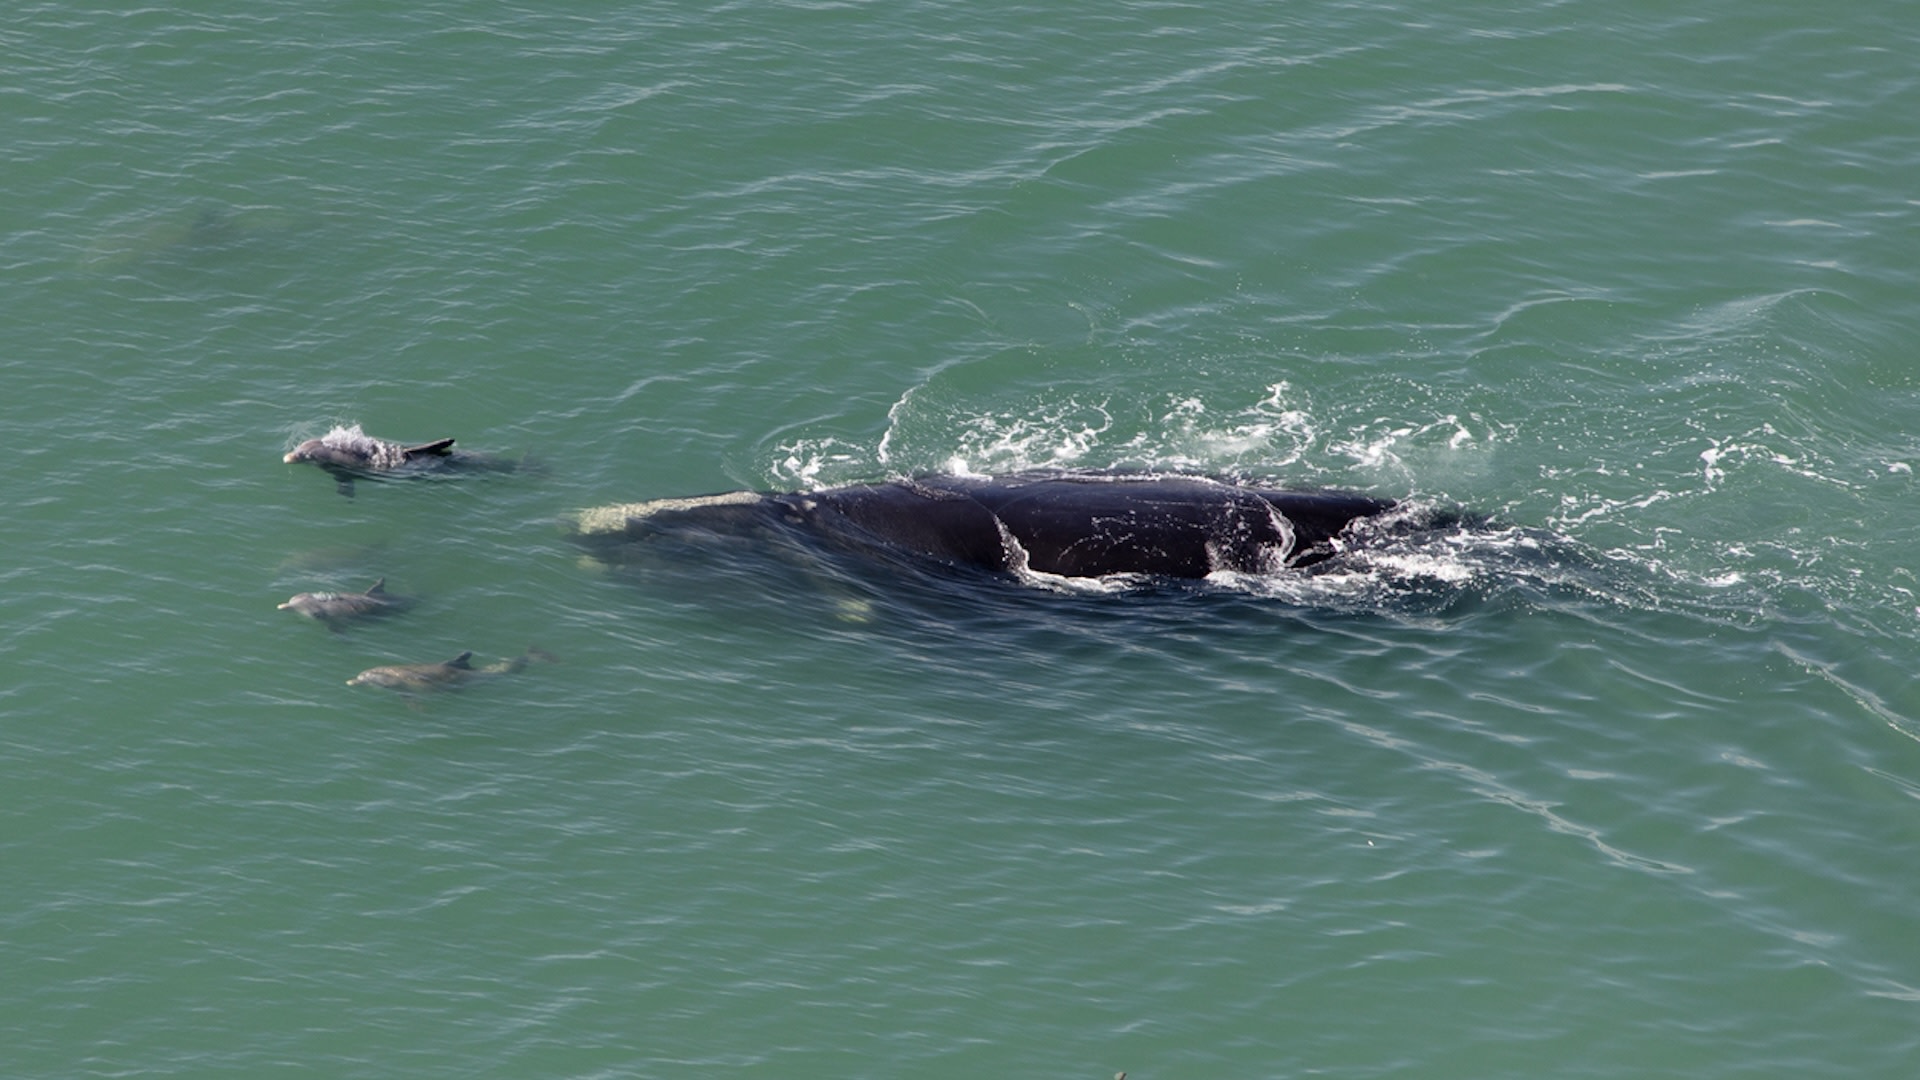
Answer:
top-left (313, 423), bottom-right (412, 469)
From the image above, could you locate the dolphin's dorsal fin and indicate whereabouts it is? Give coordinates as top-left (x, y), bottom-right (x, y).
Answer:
top-left (445, 651), bottom-right (475, 669)
top-left (403, 438), bottom-right (456, 459)
top-left (365, 577), bottom-right (388, 596)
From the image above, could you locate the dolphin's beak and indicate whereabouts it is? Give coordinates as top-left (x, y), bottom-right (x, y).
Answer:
top-left (283, 451), bottom-right (300, 463)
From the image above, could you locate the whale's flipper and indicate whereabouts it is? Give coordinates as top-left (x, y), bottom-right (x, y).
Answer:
top-left (336, 476), bottom-right (356, 498)
top-left (403, 439), bottom-right (457, 460)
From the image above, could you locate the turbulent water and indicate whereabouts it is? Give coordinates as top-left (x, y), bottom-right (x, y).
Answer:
top-left (6, 2), bottom-right (1919, 1077)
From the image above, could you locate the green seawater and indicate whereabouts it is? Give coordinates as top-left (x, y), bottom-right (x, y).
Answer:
top-left (5, 2), bottom-right (1919, 1077)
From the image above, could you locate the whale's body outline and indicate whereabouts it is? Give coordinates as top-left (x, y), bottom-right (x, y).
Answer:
top-left (573, 471), bottom-right (1411, 582)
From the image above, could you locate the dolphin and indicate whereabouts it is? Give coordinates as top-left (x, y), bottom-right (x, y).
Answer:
top-left (346, 648), bottom-right (556, 693)
top-left (571, 471), bottom-right (1418, 580)
top-left (80, 202), bottom-right (317, 271)
top-left (283, 424), bottom-right (527, 496)
top-left (278, 577), bottom-right (412, 628)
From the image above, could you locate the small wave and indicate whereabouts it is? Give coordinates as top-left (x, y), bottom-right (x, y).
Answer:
top-left (776, 379), bottom-right (1501, 492)
top-left (1185, 518), bottom-right (1613, 615)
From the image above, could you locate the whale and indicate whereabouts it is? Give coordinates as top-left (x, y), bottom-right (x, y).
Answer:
top-left (571, 471), bottom-right (1411, 581)
top-left (284, 424), bottom-right (523, 496)
top-left (278, 577), bottom-right (412, 628)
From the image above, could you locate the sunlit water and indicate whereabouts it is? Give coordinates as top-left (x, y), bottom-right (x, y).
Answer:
top-left (6, 2), bottom-right (1918, 1077)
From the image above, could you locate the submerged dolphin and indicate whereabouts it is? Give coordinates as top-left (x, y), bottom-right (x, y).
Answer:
top-left (278, 577), bottom-right (412, 627)
top-left (346, 648), bottom-right (555, 692)
top-left (571, 471), bottom-right (1416, 580)
top-left (284, 424), bottom-right (524, 496)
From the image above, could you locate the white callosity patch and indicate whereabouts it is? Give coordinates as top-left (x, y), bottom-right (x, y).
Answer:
top-left (571, 491), bottom-right (763, 535)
